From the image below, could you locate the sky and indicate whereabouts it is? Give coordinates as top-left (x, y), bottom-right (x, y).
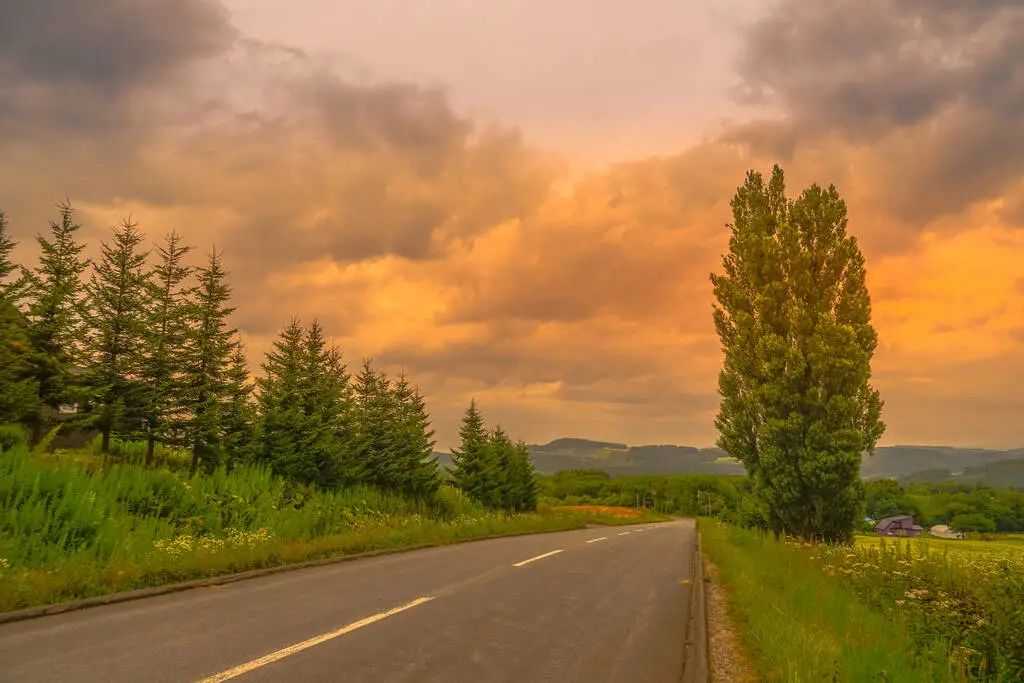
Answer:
top-left (1, 1), bottom-right (1022, 449)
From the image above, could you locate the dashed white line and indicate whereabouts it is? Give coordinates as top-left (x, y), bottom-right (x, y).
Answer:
top-left (618, 531), bottom-right (631, 536)
top-left (585, 536), bottom-right (608, 544)
top-left (513, 549), bottom-right (565, 567)
top-left (196, 596), bottom-right (435, 682)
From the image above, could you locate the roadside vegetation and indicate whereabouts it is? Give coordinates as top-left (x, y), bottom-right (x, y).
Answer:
top-left (0, 438), bottom-right (663, 612)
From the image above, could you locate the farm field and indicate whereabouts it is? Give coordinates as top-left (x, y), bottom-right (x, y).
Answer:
top-left (855, 533), bottom-right (1024, 561)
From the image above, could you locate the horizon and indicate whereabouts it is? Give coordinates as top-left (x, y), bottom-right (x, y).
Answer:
top-left (2, 1), bottom-right (1023, 450)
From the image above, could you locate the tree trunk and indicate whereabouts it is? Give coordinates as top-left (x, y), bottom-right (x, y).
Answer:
top-left (145, 434), bottom-right (156, 467)
top-left (101, 428), bottom-right (111, 454)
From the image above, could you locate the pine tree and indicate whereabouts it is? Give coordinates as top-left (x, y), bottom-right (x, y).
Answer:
top-left (711, 165), bottom-right (885, 542)
top-left (139, 231), bottom-right (191, 464)
top-left (182, 249), bottom-right (236, 474)
top-left (81, 220), bottom-right (150, 452)
top-left (352, 360), bottom-right (399, 489)
top-left (449, 400), bottom-right (500, 507)
top-left (255, 319), bottom-right (308, 480)
top-left (22, 203), bottom-right (90, 442)
top-left (0, 211), bottom-right (26, 306)
top-left (390, 374), bottom-right (440, 499)
top-left (0, 301), bottom-right (39, 424)
top-left (506, 441), bottom-right (539, 512)
top-left (221, 341), bottom-right (255, 469)
top-left (489, 426), bottom-right (514, 509)
top-left (297, 320), bottom-right (351, 487)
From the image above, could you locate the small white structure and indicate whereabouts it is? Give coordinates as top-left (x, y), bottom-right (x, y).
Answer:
top-left (929, 524), bottom-right (964, 540)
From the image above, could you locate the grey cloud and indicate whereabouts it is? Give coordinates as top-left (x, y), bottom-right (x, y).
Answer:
top-left (0, 0), bottom-right (235, 89)
top-left (734, 0), bottom-right (1024, 222)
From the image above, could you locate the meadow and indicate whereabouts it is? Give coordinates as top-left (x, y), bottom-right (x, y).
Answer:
top-left (703, 520), bottom-right (1024, 682)
top-left (0, 441), bottom-right (663, 612)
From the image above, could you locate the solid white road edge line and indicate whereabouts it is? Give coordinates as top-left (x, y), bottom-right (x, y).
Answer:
top-left (195, 596), bottom-right (436, 683)
top-left (512, 549), bottom-right (565, 567)
top-left (585, 536), bottom-right (608, 544)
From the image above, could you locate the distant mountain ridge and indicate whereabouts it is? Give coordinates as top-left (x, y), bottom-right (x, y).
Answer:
top-left (434, 439), bottom-right (1024, 481)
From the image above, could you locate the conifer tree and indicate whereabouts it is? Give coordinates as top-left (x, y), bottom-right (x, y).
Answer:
top-left (0, 211), bottom-right (26, 305)
top-left (489, 426), bottom-right (514, 509)
top-left (506, 441), bottom-right (539, 512)
top-left (255, 319), bottom-right (307, 480)
top-left (182, 249), bottom-right (236, 474)
top-left (221, 341), bottom-right (255, 469)
top-left (352, 360), bottom-right (398, 489)
top-left (22, 203), bottom-right (90, 441)
top-left (296, 320), bottom-right (351, 486)
top-left (0, 301), bottom-right (39, 424)
top-left (711, 166), bottom-right (885, 542)
top-left (139, 231), bottom-right (191, 464)
top-left (81, 220), bottom-right (150, 452)
top-left (449, 400), bottom-right (500, 507)
top-left (390, 374), bottom-right (440, 499)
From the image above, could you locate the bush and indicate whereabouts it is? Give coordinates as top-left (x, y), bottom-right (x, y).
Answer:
top-left (0, 423), bottom-right (28, 452)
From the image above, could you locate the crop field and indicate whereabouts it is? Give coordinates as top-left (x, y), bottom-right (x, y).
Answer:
top-left (855, 534), bottom-right (1024, 561)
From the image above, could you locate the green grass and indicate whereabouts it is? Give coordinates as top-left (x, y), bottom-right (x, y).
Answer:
top-left (0, 443), bottom-right (665, 612)
top-left (701, 520), bottom-right (951, 682)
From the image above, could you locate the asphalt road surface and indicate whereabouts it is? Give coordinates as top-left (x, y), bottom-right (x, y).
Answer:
top-left (0, 519), bottom-right (697, 682)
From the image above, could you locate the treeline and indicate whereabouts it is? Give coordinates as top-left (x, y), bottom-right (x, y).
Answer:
top-left (0, 205), bottom-right (536, 509)
top-left (865, 479), bottom-right (1024, 533)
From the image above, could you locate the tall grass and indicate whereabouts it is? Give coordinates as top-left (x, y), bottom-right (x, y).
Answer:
top-left (0, 443), bottom-right (661, 611)
top-left (701, 520), bottom-right (952, 682)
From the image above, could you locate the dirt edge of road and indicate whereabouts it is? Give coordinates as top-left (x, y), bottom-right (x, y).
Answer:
top-left (704, 556), bottom-right (758, 682)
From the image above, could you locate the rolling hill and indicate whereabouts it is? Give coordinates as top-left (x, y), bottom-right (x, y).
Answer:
top-left (435, 440), bottom-right (1024, 481)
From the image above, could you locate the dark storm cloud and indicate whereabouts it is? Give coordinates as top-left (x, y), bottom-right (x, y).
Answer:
top-left (0, 0), bottom-right (235, 89)
top-left (735, 0), bottom-right (1024, 221)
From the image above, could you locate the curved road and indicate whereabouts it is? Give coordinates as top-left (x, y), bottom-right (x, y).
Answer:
top-left (0, 519), bottom-right (697, 682)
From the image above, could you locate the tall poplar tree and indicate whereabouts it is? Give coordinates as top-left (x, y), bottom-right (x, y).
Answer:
top-left (23, 203), bottom-right (90, 441)
top-left (81, 220), bottom-right (150, 452)
top-left (140, 231), bottom-right (191, 463)
top-left (711, 166), bottom-right (884, 542)
top-left (182, 249), bottom-right (236, 474)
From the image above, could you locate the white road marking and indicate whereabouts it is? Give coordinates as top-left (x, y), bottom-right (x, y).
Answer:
top-left (585, 536), bottom-right (608, 544)
top-left (633, 528), bottom-right (645, 532)
top-left (513, 549), bottom-right (565, 567)
top-left (195, 596), bottom-right (435, 682)
top-left (618, 531), bottom-right (631, 536)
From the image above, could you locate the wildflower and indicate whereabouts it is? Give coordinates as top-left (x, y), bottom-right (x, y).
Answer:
top-left (0, 558), bottom-right (9, 570)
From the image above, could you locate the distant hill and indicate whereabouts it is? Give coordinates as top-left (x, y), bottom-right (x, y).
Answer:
top-left (902, 458), bottom-right (1024, 488)
top-left (435, 440), bottom-right (1024, 480)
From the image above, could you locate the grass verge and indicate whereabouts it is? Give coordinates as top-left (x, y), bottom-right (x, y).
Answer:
top-left (700, 520), bottom-right (951, 682)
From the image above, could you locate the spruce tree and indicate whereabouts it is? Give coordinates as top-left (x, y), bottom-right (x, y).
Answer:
top-left (352, 360), bottom-right (398, 489)
top-left (22, 203), bottom-right (90, 441)
top-left (506, 441), bottom-right (539, 512)
top-left (81, 220), bottom-right (150, 452)
top-left (449, 400), bottom-right (500, 507)
top-left (255, 319), bottom-right (308, 480)
top-left (221, 341), bottom-right (255, 469)
top-left (711, 166), bottom-right (885, 542)
top-left (182, 249), bottom-right (236, 474)
top-left (297, 320), bottom-right (351, 487)
top-left (489, 426), bottom-right (514, 510)
top-left (390, 374), bottom-right (440, 499)
top-left (139, 231), bottom-right (191, 464)
top-left (0, 301), bottom-right (39, 424)
top-left (0, 211), bottom-right (26, 305)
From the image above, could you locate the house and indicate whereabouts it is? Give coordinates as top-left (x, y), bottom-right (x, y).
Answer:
top-left (929, 524), bottom-right (964, 540)
top-left (874, 515), bottom-right (924, 537)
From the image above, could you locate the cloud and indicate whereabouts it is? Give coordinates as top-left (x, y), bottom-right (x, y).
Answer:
top-left (735, 0), bottom-right (1024, 222)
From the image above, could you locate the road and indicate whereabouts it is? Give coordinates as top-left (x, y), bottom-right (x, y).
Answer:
top-left (0, 519), bottom-right (698, 682)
